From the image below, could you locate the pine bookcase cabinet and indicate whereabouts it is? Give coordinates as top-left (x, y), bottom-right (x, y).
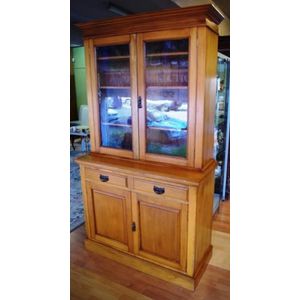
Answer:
top-left (76, 4), bottom-right (223, 291)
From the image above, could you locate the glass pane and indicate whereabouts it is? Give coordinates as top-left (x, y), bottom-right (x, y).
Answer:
top-left (96, 44), bottom-right (132, 150)
top-left (145, 39), bottom-right (189, 157)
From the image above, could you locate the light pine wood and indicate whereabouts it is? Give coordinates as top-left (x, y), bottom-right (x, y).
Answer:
top-left (99, 147), bottom-right (133, 158)
top-left (76, 153), bottom-right (216, 186)
top-left (194, 27), bottom-right (218, 168)
top-left (85, 167), bottom-right (127, 187)
top-left (143, 153), bottom-right (188, 167)
top-left (133, 193), bottom-right (188, 271)
top-left (133, 178), bottom-right (187, 201)
top-left (84, 239), bottom-right (195, 290)
top-left (186, 186), bottom-right (197, 276)
top-left (76, 4), bottom-right (222, 291)
top-left (89, 34), bottom-right (136, 158)
top-left (194, 170), bottom-right (215, 269)
top-left (77, 156), bottom-right (216, 285)
top-left (82, 16), bottom-right (220, 169)
top-left (93, 35), bottom-right (130, 46)
top-left (79, 165), bottom-right (92, 238)
top-left (130, 34), bottom-right (140, 159)
top-left (194, 27), bottom-right (206, 169)
top-left (71, 205), bottom-right (230, 300)
top-left (84, 39), bottom-right (97, 152)
top-left (202, 28), bottom-right (218, 167)
top-left (136, 32), bottom-right (146, 161)
top-left (85, 182), bottom-right (132, 252)
top-left (137, 28), bottom-right (197, 167)
top-left (187, 27), bottom-right (197, 167)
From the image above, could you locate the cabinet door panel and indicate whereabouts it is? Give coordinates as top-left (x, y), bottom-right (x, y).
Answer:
top-left (132, 193), bottom-right (188, 271)
top-left (86, 181), bottom-right (132, 252)
top-left (93, 191), bottom-right (127, 244)
top-left (139, 202), bottom-right (181, 262)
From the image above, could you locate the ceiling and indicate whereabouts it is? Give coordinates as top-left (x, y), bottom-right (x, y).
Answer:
top-left (70, 0), bottom-right (229, 46)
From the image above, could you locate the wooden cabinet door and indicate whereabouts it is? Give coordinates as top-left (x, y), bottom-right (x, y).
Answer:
top-left (136, 28), bottom-right (197, 167)
top-left (132, 193), bottom-right (188, 271)
top-left (85, 181), bottom-right (133, 252)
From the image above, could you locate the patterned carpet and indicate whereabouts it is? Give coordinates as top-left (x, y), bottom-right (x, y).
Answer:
top-left (70, 150), bottom-right (86, 231)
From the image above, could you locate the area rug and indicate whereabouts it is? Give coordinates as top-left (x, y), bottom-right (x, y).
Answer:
top-left (70, 150), bottom-right (86, 231)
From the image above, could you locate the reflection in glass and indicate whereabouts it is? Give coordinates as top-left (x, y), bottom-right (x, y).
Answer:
top-left (96, 44), bottom-right (132, 150)
top-left (145, 39), bottom-right (189, 157)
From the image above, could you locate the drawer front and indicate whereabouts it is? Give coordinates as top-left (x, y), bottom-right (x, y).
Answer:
top-left (133, 178), bottom-right (187, 201)
top-left (85, 168), bottom-right (127, 188)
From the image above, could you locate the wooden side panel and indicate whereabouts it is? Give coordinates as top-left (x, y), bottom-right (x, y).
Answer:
top-left (202, 29), bottom-right (218, 167)
top-left (194, 28), bottom-right (218, 168)
top-left (194, 170), bottom-right (215, 268)
top-left (79, 166), bottom-right (92, 238)
top-left (186, 186), bottom-right (197, 276)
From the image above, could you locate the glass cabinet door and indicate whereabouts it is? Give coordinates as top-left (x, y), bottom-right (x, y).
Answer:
top-left (137, 29), bottom-right (196, 166)
top-left (145, 39), bottom-right (188, 157)
top-left (93, 36), bottom-right (138, 158)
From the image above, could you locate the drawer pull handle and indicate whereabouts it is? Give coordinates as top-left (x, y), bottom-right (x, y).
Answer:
top-left (153, 186), bottom-right (165, 195)
top-left (99, 174), bottom-right (109, 182)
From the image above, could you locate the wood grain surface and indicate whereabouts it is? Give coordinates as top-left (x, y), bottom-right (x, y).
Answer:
top-left (70, 200), bottom-right (230, 299)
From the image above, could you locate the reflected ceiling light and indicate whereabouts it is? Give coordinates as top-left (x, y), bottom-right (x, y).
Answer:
top-left (108, 3), bottom-right (131, 16)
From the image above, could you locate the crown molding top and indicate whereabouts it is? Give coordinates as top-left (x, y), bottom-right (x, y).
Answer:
top-left (76, 4), bottom-right (224, 39)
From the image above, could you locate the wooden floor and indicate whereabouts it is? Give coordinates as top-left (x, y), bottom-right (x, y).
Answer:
top-left (70, 200), bottom-right (230, 300)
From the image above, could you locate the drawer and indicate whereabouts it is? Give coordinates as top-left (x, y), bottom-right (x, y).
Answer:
top-left (133, 178), bottom-right (187, 201)
top-left (85, 167), bottom-right (127, 188)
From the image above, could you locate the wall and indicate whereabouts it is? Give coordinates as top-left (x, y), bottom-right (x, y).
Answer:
top-left (71, 47), bottom-right (87, 113)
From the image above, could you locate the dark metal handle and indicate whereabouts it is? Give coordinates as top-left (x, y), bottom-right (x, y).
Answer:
top-left (131, 222), bottom-right (136, 232)
top-left (138, 96), bottom-right (142, 108)
top-left (153, 186), bottom-right (165, 195)
top-left (99, 174), bottom-right (109, 182)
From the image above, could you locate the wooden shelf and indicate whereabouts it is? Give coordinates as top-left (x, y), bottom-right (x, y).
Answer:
top-left (98, 55), bottom-right (130, 60)
top-left (147, 126), bottom-right (187, 132)
top-left (100, 86), bottom-right (131, 89)
top-left (146, 52), bottom-right (188, 57)
top-left (146, 86), bottom-right (187, 89)
top-left (101, 122), bottom-right (132, 127)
